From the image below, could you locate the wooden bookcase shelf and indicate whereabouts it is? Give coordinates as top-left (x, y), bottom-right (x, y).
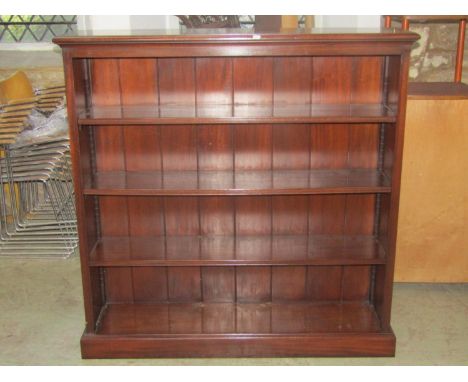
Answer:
top-left (54, 28), bottom-right (418, 358)
top-left (77, 103), bottom-right (397, 124)
top-left (88, 234), bottom-right (386, 267)
top-left (83, 169), bottom-right (391, 196)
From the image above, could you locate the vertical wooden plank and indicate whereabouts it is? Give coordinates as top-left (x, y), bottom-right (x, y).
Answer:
top-left (161, 125), bottom-right (197, 171)
top-left (309, 195), bottom-right (346, 234)
top-left (272, 266), bottom-right (306, 301)
top-left (348, 124), bottom-right (379, 169)
top-left (119, 58), bottom-right (158, 105)
top-left (99, 196), bottom-right (128, 236)
top-left (196, 58), bottom-right (232, 112)
top-left (199, 197), bottom-right (234, 235)
top-left (345, 195), bottom-right (375, 235)
top-left (235, 196), bottom-right (271, 235)
top-left (158, 58), bottom-right (195, 106)
top-left (201, 267), bottom-right (235, 302)
top-left (273, 124), bottom-right (310, 169)
top-left (233, 57), bottom-right (273, 106)
top-left (306, 266), bottom-right (343, 301)
top-left (105, 267), bottom-right (134, 303)
top-left (170, 304), bottom-right (202, 334)
top-left (311, 57), bottom-right (352, 104)
top-left (132, 268), bottom-right (168, 303)
top-left (168, 267), bottom-right (202, 302)
top-left (342, 266), bottom-right (371, 301)
top-left (237, 304), bottom-right (271, 333)
top-left (119, 59), bottom-right (160, 171)
top-left (273, 57), bottom-right (312, 106)
top-left (90, 58), bottom-right (121, 105)
top-left (126, 196), bottom-right (166, 303)
top-left (198, 125), bottom-right (233, 171)
top-left (310, 124), bottom-right (349, 169)
top-left (352, 56), bottom-right (383, 104)
top-left (91, 59), bottom-right (124, 172)
top-left (127, 197), bottom-right (164, 236)
top-left (272, 196), bottom-right (308, 234)
top-left (235, 124), bottom-right (272, 170)
top-left (203, 304), bottom-right (235, 333)
top-left (236, 267), bottom-right (271, 302)
top-left (164, 197), bottom-right (199, 236)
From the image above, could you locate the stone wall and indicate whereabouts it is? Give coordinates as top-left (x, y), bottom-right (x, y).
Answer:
top-left (408, 23), bottom-right (468, 83)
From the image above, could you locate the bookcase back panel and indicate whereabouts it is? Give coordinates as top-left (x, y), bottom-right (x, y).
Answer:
top-left (84, 56), bottom-right (386, 110)
top-left (103, 265), bottom-right (371, 304)
top-left (88, 124), bottom-right (380, 173)
top-left (95, 195), bottom-right (375, 237)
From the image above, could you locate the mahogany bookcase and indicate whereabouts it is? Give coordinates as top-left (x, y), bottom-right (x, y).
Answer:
top-left (54, 28), bottom-right (418, 358)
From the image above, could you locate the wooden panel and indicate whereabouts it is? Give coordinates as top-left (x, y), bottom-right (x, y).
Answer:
top-left (164, 197), bottom-right (199, 236)
top-left (199, 197), bottom-right (234, 235)
top-left (273, 57), bottom-right (311, 105)
top-left (235, 124), bottom-right (272, 170)
top-left (195, 58), bottom-right (232, 112)
top-left (99, 196), bottom-right (128, 236)
top-left (309, 195), bottom-right (346, 234)
top-left (127, 197), bottom-right (163, 236)
top-left (273, 124), bottom-right (309, 169)
top-left (170, 304), bottom-right (202, 333)
top-left (272, 196), bottom-right (308, 234)
top-left (235, 196), bottom-right (271, 235)
top-left (236, 303), bottom-right (271, 333)
top-left (342, 266), bottom-right (371, 301)
top-left (310, 125), bottom-right (348, 169)
top-left (90, 59), bottom-right (124, 172)
top-left (348, 124), bottom-right (379, 169)
top-left (233, 57), bottom-right (273, 106)
top-left (201, 267), bottom-right (235, 302)
top-left (202, 304), bottom-right (236, 333)
top-left (236, 267), bottom-right (271, 302)
top-left (168, 267), bottom-right (202, 302)
top-left (198, 125), bottom-right (233, 171)
top-left (161, 125), bottom-right (197, 171)
top-left (105, 268), bottom-right (133, 303)
top-left (311, 57), bottom-right (352, 104)
top-left (272, 266), bottom-right (307, 301)
top-left (158, 58), bottom-right (195, 106)
top-left (119, 58), bottom-right (158, 105)
top-left (345, 195), bottom-right (375, 235)
top-left (352, 56), bottom-right (383, 103)
top-left (122, 126), bottom-right (161, 171)
top-left (132, 268), bottom-right (168, 303)
top-left (306, 266), bottom-right (343, 301)
top-left (395, 99), bottom-right (468, 282)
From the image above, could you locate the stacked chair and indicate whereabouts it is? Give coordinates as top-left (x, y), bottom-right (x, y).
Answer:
top-left (0, 71), bottom-right (77, 258)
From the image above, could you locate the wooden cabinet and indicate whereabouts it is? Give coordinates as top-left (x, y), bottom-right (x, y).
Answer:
top-left (54, 28), bottom-right (418, 358)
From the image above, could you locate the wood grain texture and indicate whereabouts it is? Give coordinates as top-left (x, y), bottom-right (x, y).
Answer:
top-left (57, 31), bottom-right (416, 358)
top-left (395, 99), bottom-right (468, 282)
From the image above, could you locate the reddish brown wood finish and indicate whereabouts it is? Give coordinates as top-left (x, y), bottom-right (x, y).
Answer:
top-left (55, 28), bottom-right (417, 358)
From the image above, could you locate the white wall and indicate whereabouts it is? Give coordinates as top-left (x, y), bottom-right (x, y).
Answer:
top-left (77, 15), bottom-right (382, 32)
top-left (315, 15), bottom-right (381, 28)
top-left (77, 15), bottom-right (179, 31)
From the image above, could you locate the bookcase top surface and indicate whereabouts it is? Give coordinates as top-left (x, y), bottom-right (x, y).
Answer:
top-left (53, 27), bottom-right (419, 45)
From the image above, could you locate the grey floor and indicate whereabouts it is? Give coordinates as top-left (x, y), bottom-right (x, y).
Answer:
top-left (0, 255), bottom-right (467, 365)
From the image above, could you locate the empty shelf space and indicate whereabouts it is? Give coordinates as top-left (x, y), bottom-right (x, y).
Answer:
top-left (77, 103), bottom-right (396, 125)
top-left (96, 301), bottom-right (382, 335)
top-left (89, 235), bottom-right (386, 266)
top-left (83, 169), bottom-right (391, 196)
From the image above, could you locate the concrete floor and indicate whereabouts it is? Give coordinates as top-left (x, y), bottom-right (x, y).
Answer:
top-left (0, 255), bottom-right (467, 365)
